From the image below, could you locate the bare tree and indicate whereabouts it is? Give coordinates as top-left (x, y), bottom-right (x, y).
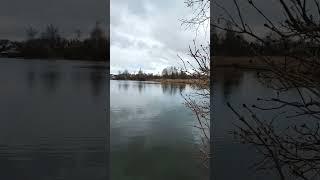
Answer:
top-left (41, 24), bottom-right (60, 41)
top-left (212, 0), bottom-right (320, 179)
top-left (181, 0), bottom-right (210, 37)
top-left (75, 29), bottom-right (82, 41)
top-left (180, 0), bottom-right (210, 169)
top-left (25, 26), bottom-right (38, 40)
top-left (90, 21), bottom-right (106, 41)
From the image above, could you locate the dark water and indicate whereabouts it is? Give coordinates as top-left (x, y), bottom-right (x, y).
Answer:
top-left (111, 80), bottom-right (206, 180)
top-left (0, 57), bottom-right (297, 179)
top-left (213, 67), bottom-right (305, 179)
top-left (0, 58), bottom-right (108, 180)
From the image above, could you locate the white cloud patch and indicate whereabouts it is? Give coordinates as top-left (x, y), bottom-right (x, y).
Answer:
top-left (110, 0), bottom-right (209, 74)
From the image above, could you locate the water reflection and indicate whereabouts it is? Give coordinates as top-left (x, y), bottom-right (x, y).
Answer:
top-left (117, 81), bottom-right (129, 91)
top-left (137, 81), bottom-right (145, 93)
top-left (161, 83), bottom-right (186, 96)
top-left (116, 81), bottom-right (147, 93)
top-left (215, 68), bottom-right (244, 100)
top-left (116, 81), bottom-right (187, 96)
top-left (111, 80), bottom-right (204, 180)
top-left (41, 70), bottom-right (61, 93)
top-left (26, 70), bottom-right (36, 89)
top-left (89, 70), bottom-right (106, 97)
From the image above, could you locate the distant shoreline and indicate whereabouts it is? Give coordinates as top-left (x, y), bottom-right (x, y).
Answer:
top-left (112, 78), bottom-right (208, 85)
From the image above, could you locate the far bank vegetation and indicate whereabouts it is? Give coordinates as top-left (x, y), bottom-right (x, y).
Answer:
top-left (112, 66), bottom-right (206, 84)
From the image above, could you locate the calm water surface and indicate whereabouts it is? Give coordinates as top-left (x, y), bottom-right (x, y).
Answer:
top-left (0, 57), bottom-right (295, 179)
top-left (0, 58), bottom-right (107, 180)
top-left (213, 67), bottom-right (304, 179)
top-left (110, 80), bottom-right (205, 180)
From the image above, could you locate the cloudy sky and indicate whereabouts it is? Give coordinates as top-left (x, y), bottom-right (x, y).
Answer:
top-left (0, 0), bottom-right (108, 40)
top-left (110, 0), bottom-right (209, 74)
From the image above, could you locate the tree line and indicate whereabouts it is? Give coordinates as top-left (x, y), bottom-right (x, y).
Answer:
top-left (0, 22), bottom-right (108, 61)
top-left (113, 66), bottom-right (191, 81)
top-left (213, 23), bottom-right (314, 57)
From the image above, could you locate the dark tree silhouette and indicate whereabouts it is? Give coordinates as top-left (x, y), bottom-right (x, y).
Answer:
top-left (26, 27), bottom-right (38, 40)
top-left (1, 22), bottom-right (108, 61)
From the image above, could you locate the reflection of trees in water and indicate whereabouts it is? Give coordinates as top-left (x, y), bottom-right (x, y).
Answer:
top-left (217, 68), bottom-right (244, 100)
top-left (161, 83), bottom-right (186, 96)
top-left (137, 81), bottom-right (145, 93)
top-left (117, 81), bottom-right (129, 91)
top-left (89, 70), bottom-right (106, 97)
top-left (123, 82), bottom-right (129, 91)
top-left (116, 81), bottom-right (187, 94)
top-left (41, 70), bottom-right (60, 93)
top-left (26, 70), bottom-right (36, 89)
top-left (178, 84), bottom-right (186, 93)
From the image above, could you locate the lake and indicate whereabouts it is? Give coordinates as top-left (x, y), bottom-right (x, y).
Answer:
top-left (0, 58), bottom-right (108, 180)
top-left (0, 57), bottom-right (299, 179)
top-left (213, 67), bottom-right (310, 179)
top-left (110, 80), bottom-right (206, 180)
top-left (0, 58), bottom-right (206, 180)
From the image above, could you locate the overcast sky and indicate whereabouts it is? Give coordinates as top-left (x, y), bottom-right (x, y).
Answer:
top-left (110, 0), bottom-right (209, 74)
top-left (0, 0), bottom-right (108, 40)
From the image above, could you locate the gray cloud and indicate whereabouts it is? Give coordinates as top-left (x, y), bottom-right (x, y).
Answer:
top-left (0, 0), bottom-right (108, 40)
